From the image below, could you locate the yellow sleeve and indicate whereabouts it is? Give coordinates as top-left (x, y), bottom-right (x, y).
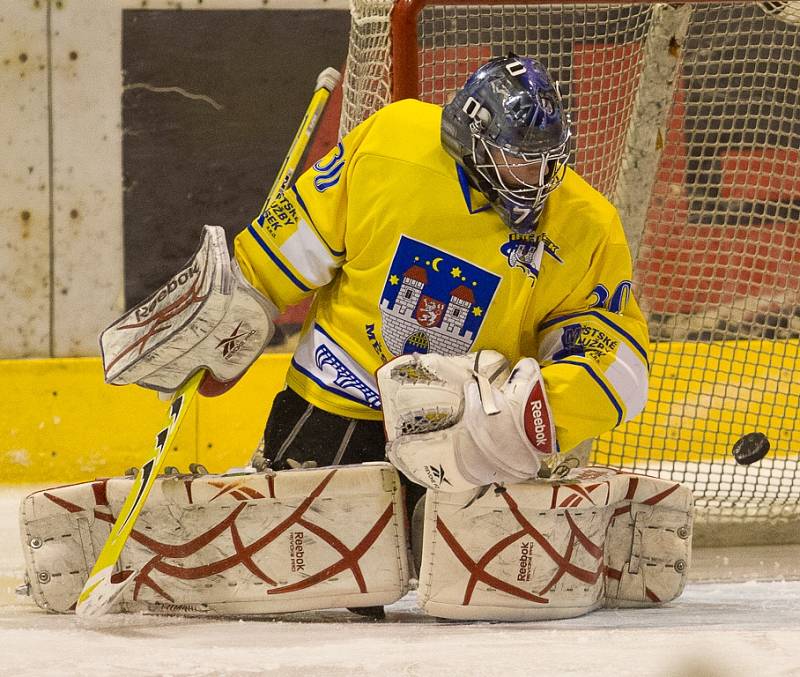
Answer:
top-left (233, 116), bottom-right (375, 310)
top-left (537, 213), bottom-right (650, 452)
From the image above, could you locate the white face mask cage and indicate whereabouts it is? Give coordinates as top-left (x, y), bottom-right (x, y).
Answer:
top-left (471, 132), bottom-right (570, 214)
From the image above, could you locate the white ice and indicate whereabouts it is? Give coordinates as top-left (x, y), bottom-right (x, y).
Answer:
top-left (1, 487), bottom-right (799, 677)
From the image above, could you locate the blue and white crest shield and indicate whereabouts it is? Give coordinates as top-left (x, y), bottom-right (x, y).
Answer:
top-left (379, 236), bottom-right (501, 356)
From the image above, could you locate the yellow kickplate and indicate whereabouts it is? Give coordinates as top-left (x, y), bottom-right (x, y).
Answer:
top-left (0, 355), bottom-right (290, 483)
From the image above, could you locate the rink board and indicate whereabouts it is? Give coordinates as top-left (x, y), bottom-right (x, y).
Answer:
top-left (1, 338), bottom-right (797, 483)
top-left (1, 355), bottom-right (290, 483)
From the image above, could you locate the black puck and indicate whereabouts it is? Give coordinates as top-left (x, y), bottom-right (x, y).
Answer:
top-left (732, 432), bottom-right (770, 465)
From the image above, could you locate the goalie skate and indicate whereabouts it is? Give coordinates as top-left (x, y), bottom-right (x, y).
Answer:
top-left (19, 463), bottom-right (409, 615)
top-left (418, 466), bottom-right (693, 621)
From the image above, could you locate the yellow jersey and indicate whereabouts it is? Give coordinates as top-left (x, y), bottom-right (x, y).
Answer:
top-left (234, 99), bottom-right (649, 452)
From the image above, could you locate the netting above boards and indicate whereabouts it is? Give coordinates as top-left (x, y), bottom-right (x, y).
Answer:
top-left (342, 1), bottom-right (800, 536)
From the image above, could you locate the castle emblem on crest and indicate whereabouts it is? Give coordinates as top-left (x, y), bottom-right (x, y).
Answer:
top-left (379, 236), bottom-right (500, 357)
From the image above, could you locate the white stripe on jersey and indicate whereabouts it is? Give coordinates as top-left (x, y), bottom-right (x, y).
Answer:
top-left (280, 219), bottom-right (341, 288)
top-left (292, 323), bottom-right (381, 409)
top-left (603, 342), bottom-right (649, 421)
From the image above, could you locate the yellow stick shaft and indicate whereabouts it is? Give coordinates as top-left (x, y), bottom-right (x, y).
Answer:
top-left (260, 66), bottom-right (341, 213)
top-left (76, 66), bottom-right (341, 618)
top-left (76, 370), bottom-right (202, 615)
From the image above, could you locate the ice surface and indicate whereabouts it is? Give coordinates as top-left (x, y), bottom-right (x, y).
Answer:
top-left (2, 487), bottom-right (799, 677)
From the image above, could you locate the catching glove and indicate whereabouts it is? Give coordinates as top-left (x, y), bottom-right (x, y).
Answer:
top-left (377, 350), bottom-right (556, 492)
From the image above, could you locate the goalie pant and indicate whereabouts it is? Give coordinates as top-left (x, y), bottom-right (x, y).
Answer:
top-left (19, 463), bottom-right (692, 621)
top-left (259, 385), bottom-right (426, 518)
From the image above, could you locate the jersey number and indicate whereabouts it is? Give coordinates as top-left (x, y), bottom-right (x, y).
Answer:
top-left (505, 60), bottom-right (526, 76)
top-left (462, 97), bottom-right (483, 119)
top-left (588, 281), bottom-right (632, 313)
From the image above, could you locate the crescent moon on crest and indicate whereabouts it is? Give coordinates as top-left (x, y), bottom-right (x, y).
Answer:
top-left (431, 257), bottom-right (443, 272)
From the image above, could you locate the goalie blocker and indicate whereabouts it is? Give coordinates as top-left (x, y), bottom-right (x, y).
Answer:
top-left (100, 224), bottom-right (278, 396)
top-left (19, 463), bottom-right (692, 621)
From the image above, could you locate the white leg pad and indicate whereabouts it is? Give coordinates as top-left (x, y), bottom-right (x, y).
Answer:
top-left (418, 466), bottom-right (693, 621)
top-left (19, 463), bottom-right (409, 615)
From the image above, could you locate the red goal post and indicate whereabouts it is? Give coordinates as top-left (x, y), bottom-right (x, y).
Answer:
top-left (341, 0), bottom-right (800, 544)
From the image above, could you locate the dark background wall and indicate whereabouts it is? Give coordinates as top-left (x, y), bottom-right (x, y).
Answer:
top-left (122, 9), bottom-right (350, 316)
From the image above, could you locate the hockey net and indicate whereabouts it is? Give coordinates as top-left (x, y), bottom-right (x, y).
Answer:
top-left (342, 0), bottom-right (800, 542)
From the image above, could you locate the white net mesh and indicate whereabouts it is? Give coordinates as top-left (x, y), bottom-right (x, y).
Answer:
top-left (343, 1), bottom-right (800, 536)
top-left (341, 0), bottom-right (395, 143)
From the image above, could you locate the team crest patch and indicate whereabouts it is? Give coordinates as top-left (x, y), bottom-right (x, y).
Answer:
top-left (379, 236), bottom-right (500, 356)
top-left (553, 322), bottom-right (619, 362)
top-left (500, 232), bottom-right (563, 284)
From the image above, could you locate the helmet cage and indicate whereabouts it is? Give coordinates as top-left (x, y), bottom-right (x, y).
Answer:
top-left (470, 130), bottom-right (570, 218)
top-left (441, 55), bottom-right (573, 232)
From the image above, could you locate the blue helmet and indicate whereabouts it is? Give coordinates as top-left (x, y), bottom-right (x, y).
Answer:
top-left (441, 55), bottom-right (572, 233)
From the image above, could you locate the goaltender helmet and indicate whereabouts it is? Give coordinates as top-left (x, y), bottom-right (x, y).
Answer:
top-left (441, 55), bottom-right (572, 233)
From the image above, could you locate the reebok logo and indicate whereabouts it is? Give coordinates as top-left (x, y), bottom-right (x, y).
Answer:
top-left (289, 530), bottom-right (306, 573)
top-left (216, 321), bottom-right (257, 360)
top-left (529, 401), bottom-right (549, 447)
top-left (424, 464), bottom-right (452, 488)
top-left (524, 383), bottom-right (554, 454)
top-left (134, 261), bottom-right (201, 322)
top-left (517, 541), bottom-right (534, 582)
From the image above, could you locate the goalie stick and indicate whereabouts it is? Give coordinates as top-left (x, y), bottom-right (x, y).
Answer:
top-left (75, 370), bottom-right (201, 617)
top-left (75, 66), bottom-right (342, 619)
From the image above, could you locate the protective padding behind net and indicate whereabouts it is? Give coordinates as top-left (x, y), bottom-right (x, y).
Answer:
top-left (343, 1), bottom-right (800, 530)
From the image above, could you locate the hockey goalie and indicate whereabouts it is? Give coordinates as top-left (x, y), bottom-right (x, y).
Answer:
top-left (19, 55), bottom-right (693, 621)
